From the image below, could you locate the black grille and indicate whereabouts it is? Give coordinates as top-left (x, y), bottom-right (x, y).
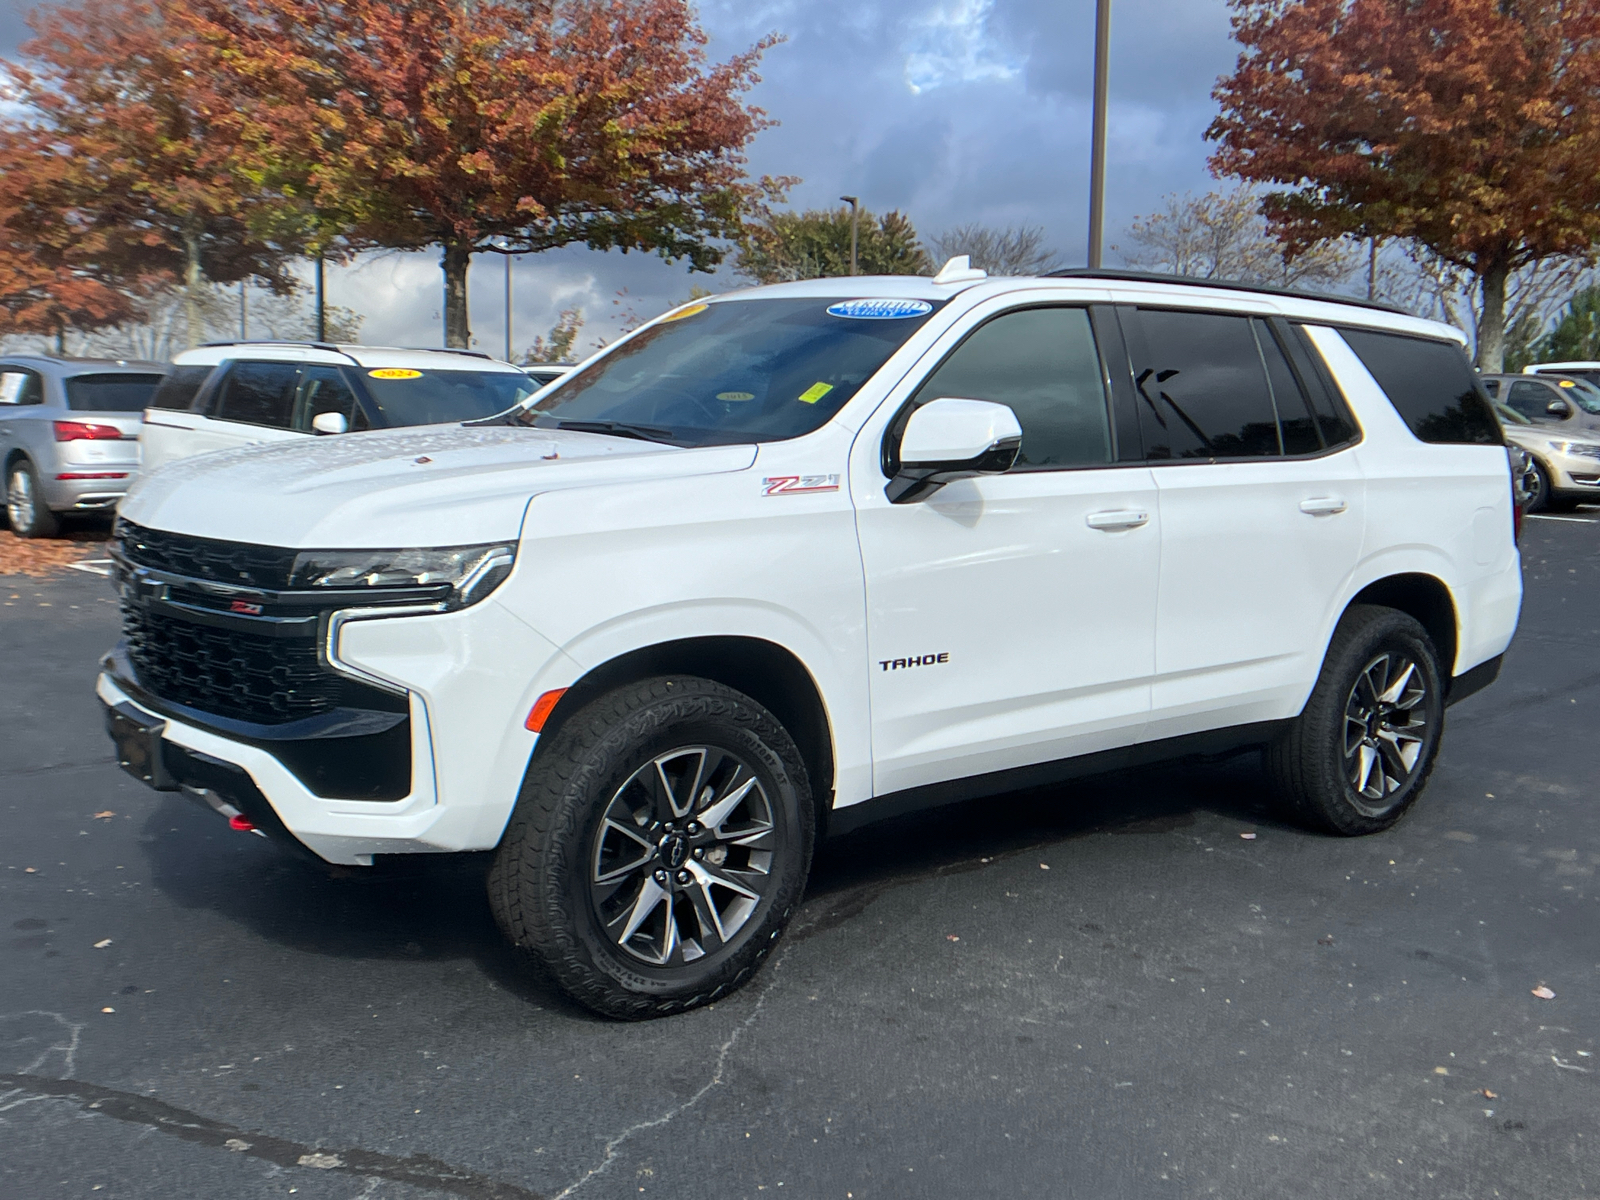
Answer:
top-left (115, 519), bottom-right (297, 590)
top-left (122, 602), bottom-right (338, 724)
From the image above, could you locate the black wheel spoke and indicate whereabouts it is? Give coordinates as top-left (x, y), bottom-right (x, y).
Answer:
top-left (1343, 649), bottom-right (1432, 816)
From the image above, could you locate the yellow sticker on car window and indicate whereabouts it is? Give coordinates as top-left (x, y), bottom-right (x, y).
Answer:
top-left (798, 382), bottom-right (834, 404)
top-left (369, 368), bottom-right (422, 380)
top-left (1559, 379), bottom-right (1576, 387)
top-left (717, 391), bottom-right (755, 402)
top-left (659, 303), bottom-right (708, 323)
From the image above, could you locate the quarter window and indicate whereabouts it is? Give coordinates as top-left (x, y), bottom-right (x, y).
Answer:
top-left (214, 362), bottom-right (301, 429)
top-left (0, 369), bottom-right (44, 406)
top-left (148, 364), bottom-right (215, 412)
top-left (1130, 309), bottom-right (1282, 459)
top-left (906, 307), bottom-right (1113, 469)
top-left (1338, 328), bottom-right (1501, 445)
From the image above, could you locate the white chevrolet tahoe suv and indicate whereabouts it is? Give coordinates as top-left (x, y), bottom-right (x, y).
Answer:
top-left (98, 266), bottom-right (1522, 1019)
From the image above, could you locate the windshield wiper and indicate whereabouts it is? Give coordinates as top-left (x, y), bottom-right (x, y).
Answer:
top-left (553, 419), bottom-right (677, 444)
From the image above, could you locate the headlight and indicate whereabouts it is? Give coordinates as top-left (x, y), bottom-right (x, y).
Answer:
top-left (1548, 440), bottom-right (1600, 459)
top-left (290, 543), bottom-right (516, 606)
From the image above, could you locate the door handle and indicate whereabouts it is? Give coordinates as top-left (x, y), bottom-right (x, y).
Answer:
top-left (1086, 509), bottom-right (1150, 531)
top-left (1299, 497), bottom-right (1348, 516)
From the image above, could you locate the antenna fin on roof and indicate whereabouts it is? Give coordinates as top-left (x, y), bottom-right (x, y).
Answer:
top-left (933, 255), bottom-right (987, 285)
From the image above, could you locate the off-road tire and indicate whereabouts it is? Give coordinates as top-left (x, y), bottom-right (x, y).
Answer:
top-left (487, 676), bottom-right (813, 1019)
top-left (5, 458), bottom-right (59, 538)
top-left (1267, 605), bottom-right (1445, 836)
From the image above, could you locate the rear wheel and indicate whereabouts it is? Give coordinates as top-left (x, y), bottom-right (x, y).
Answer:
top-left (1268, 605), bottom-right (1445, 835)
top-left (488, 676), bottom-right (813, 1019)
top-left (5, 458), bottom-right (59, 538)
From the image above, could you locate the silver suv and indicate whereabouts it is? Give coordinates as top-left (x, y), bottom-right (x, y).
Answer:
top-left (1, 356), bottom-right (167, 537)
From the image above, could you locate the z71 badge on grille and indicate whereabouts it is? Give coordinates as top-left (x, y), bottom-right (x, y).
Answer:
top-left (762, 474), bottom-right (840, 496)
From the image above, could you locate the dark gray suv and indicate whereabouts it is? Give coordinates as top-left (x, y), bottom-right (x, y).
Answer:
top-left (0, 355), bottom-right (167, 537)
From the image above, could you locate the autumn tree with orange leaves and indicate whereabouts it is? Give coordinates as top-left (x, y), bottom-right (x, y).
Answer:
top-left (197, 0), bottom-right (785, 348)
top-left (0, 0), bottom-right (304, 348)
top-left (1209, 0), bottom-right (1600, 370)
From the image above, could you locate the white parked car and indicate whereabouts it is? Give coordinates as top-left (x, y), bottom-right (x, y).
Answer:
top-left (99, 265), bottom-right (1521, 1018)
top-left (139, 342), bottom-right (543, 472)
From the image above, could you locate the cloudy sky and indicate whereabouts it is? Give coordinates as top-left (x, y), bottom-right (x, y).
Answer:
top-left (0, 0), bottom-right (1242, 356)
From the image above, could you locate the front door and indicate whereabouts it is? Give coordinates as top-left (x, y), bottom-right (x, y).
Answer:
top-left (853, 303), bottom-right (1161, 796)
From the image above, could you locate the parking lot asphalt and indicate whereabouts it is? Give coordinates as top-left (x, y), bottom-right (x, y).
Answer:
top-left (3, 517), bottom-right (1598, 1200)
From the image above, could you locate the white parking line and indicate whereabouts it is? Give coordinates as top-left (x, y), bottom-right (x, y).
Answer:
top-left (1527, 514), bottom-right (1597, 523)
top-left (68, 559), bottom-right (114, 577)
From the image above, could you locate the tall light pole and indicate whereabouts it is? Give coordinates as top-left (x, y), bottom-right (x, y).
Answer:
top-left (504, 250), bottom-right (514, 363)
top-left (1086, 0), bottom-right (1112, 269)
top-left (840, 195), bottom-right (860, 275)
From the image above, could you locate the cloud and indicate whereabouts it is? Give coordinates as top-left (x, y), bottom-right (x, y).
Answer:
top-left (902, 0), bottom-right (1021, 95)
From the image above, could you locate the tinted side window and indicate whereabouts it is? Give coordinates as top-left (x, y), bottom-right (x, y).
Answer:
top-left (215, 362), bottom-right (300, 429)
top-left (908, 307), bottom-right (1112, 469)
top-left (289, 366), bottom-right (364, 433)
top-left (0, 369), bottom-right (44, 405)
top-left (1255, 321), bottom-right (1320, 455)
top-left (149, 364), bottom-right (217, 412)
top-left (1338, 328), bottom-right (1500, 445)
top-left (1130, 309), bottom-right (1281, 459)
top-left (1506, 379), bottom-right (1556, 421)
top-left (1283, 324), bottom-right (1359, 447)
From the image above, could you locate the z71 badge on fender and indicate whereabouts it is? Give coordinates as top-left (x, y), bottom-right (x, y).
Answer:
top-left (762, 474), bottom-right (840, 496)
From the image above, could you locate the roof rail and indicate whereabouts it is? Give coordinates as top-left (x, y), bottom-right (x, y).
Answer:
top-left (400, 346), bottom-right (495, 360)
top-left (1045, 268), bottom-right (1409, 316)
top-left (199, 340), bottom-right (349, 352)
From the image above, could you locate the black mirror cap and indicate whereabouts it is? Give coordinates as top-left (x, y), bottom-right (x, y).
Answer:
top-left (885, 435), bottom-right (1021, 504)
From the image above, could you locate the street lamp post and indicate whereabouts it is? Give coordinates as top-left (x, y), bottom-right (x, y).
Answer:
top-left (504, 250), bottom-right (514, 363)
top-left (1087, 0), bottom-right (1112, 270)
top-left (840, 195), bottom-right (860, 275)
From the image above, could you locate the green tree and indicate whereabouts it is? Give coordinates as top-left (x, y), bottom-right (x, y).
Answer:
top-left (525, 309), bottom-right (584, 364)
top-left (1530, 287), bottom-right (1600, 367)
top-left (736, 206), bottom-right (930, 283)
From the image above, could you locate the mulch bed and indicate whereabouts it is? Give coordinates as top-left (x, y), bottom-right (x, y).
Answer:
top-left (0, 528), bottom-right (112, 577)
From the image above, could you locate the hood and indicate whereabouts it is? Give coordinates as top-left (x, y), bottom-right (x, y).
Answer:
top-left (120, 424), bottom-right (757, 547)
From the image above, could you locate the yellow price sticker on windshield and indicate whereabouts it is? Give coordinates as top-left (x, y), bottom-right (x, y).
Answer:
top-left (797, 381), bottom-right (834, 404)
top-left (1559, 379), bottom-right (1576, 387)
top-left (369, 368), bottom-right (422, 380)
top-left (659, 303), bottom-right (708, 323)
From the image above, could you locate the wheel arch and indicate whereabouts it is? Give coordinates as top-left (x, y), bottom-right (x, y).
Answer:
top-left (1345, 572), bottom-right (1458, 681)
top-left (535, 635), bottom-right (837, 821)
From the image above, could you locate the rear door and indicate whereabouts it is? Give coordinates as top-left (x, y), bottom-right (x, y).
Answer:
top-left (142, 361), bottom-right (304, 468)
top-left (1121, 307), bottom-right (1366, 736)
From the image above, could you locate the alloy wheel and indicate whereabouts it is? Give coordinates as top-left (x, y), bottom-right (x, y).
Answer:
top-left (589, 745), bottom-right (777, 966)
top-left (6, 466), bottom-right (35, 531)
top-left (1343, 651), bottom-right (1431, 816)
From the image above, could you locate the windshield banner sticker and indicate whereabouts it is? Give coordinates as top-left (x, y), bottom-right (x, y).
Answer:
top-left (826, 299), bottom-right (934, 320)
top-left (658, 302), bottom-right (709, 323)
top-left (762, 474), bottom-right (840, 496)
top-left (369, 368), bottom-right (422, 379)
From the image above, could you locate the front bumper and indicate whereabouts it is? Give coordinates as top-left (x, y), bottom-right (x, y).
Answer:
top-left (1544, 447), bottom-right (1600, 494)
top-left (97, 671), bottom-right (444, 866)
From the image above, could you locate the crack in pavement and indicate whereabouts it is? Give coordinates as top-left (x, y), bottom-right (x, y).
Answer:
top-left (548, 949), bottom-right (789, 1200)
top-left (0, 1073), bottom-right (545, 1200)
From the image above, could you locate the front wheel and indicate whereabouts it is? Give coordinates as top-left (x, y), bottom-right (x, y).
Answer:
top-left (488, 676), bottom-right (814, 1019)
top-left (1268, 605), bottom-right (1445, 835)
top-left (1520, 457), bottom-right (1550, 513)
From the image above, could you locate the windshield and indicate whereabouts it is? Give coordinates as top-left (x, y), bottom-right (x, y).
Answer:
top-left (65, 373), bottom-right (164, 412)
top-left (360, 368), bottom-right (541, 426)
top-left (1549, 376), bottom-right (1600, 414)
top-left (515, 296), bottom-right (942, 445)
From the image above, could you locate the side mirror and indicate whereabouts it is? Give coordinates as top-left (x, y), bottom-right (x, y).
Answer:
top-left (1546, 399), bottom-right (1572, 418)
top-left (887, 397), bottom-right (1022, 503)
top-left (311, 411), bottom-right (349, 435)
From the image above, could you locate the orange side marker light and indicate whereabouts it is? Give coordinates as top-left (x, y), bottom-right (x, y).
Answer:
top-left (525, 688), bottom-right (568, 733)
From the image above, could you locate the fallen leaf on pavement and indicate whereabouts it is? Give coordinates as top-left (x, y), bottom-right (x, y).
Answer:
top-left (1039, 863), bottom-right (1050, 870)
top-left (1318, 935), bottom-right (1334, 946)
top-left (93, 811), bottom-right (115, 820)
top-left (1240, 832), bottom-right (1257, 840)
top-left (1532, 986), bottom-right (1556, 1000)
top-left (100, 1007), bottom-right (114, 1014)
top-left (1481, 1089), bottom-right (1498, 1099)
top-left (946, 934), bottom-right (960, 942)
top-left (93, 939), bottom-right (112, 949)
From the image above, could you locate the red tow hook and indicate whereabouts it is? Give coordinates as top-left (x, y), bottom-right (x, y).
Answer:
top-left (228, 815), bottom-right (257, 832)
